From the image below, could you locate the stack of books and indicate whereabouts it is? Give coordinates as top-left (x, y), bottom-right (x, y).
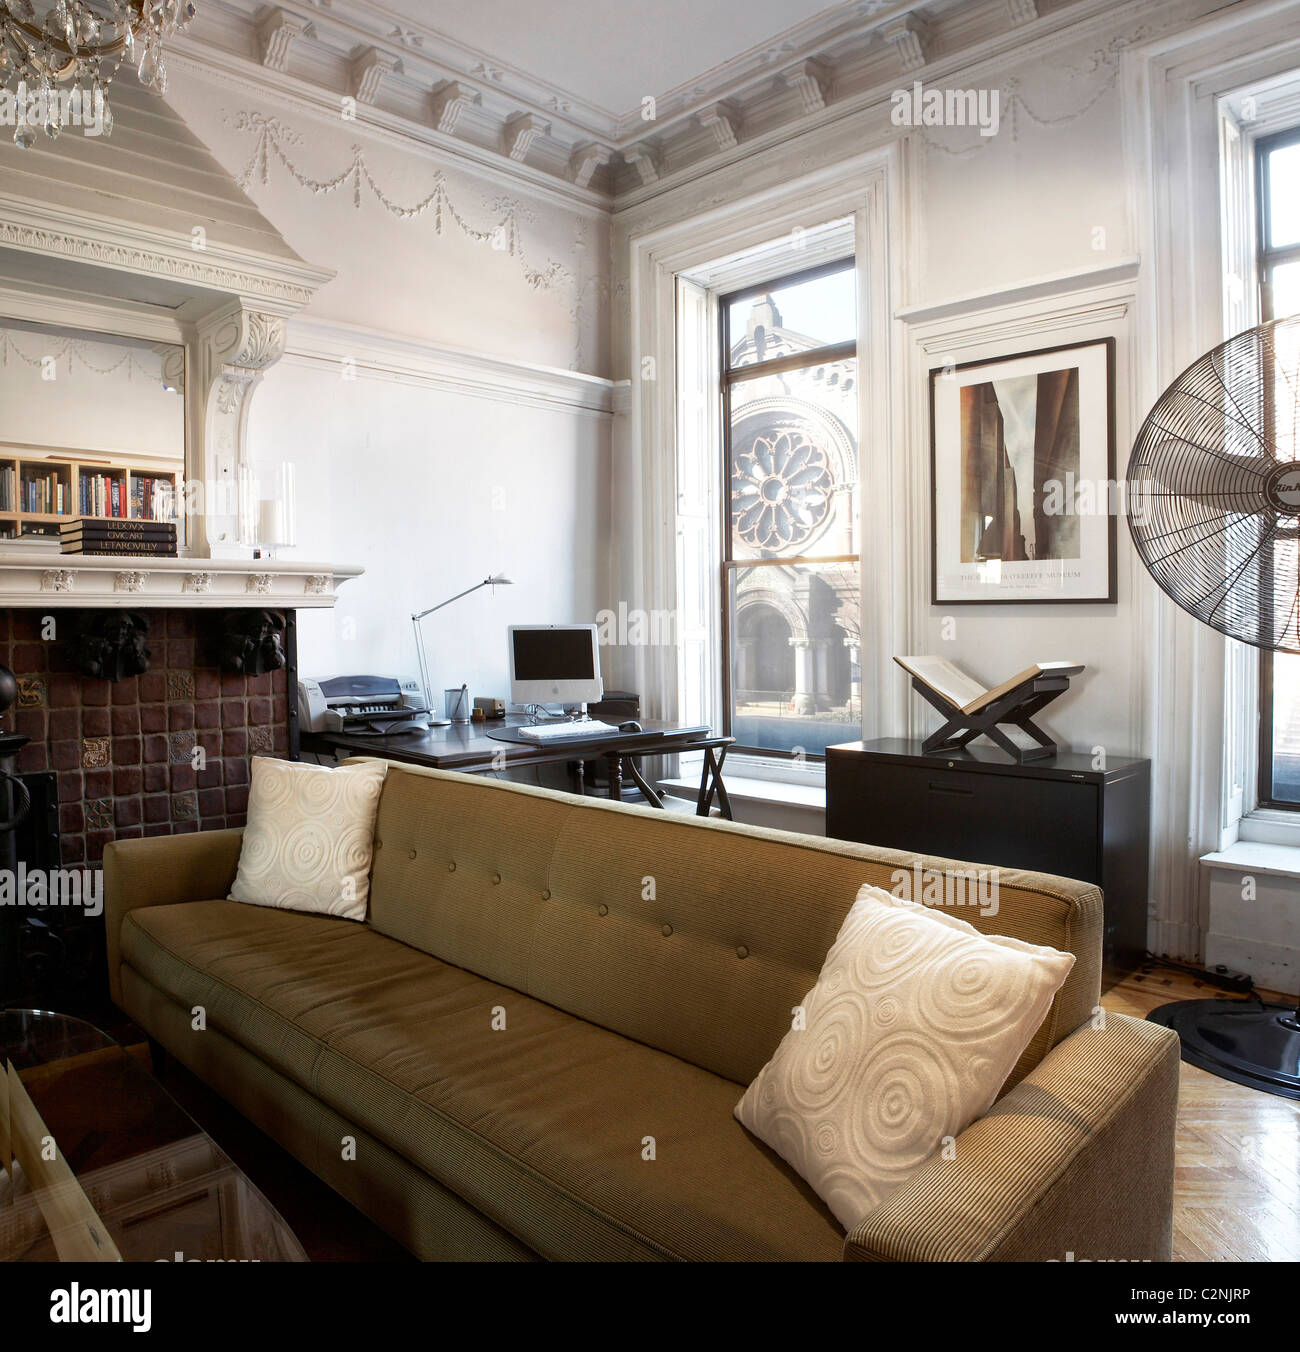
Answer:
top-left (60, 518), bottom-right (178, 557)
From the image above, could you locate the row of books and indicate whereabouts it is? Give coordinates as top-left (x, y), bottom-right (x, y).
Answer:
top-left (0, 468), bottom-right (176, 520)
top-left (59, 518), bottom-right (178, 558)
top-left (0, 468), bottom-right (70, 516)
top-left (79, 474), bottom-right (130, 519)
top-left (128, 476), bottom-right (175, 522)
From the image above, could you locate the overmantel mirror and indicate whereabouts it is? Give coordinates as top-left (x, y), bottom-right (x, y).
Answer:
top-left (0, 316), bottom-right (186, 549)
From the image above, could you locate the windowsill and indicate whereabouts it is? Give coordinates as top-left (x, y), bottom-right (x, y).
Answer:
top-left (658, 773), bottom-right (826, 811)
top-left (1237, 807), bottom-right (1300, 849)
top-left (1201, 839), bottom-right (1300, 881)
top-left (675, 748), bottom-right (826, 789)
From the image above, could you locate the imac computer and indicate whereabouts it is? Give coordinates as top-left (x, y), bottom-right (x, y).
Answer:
top-left (508, 624), bottom-right (604, 714)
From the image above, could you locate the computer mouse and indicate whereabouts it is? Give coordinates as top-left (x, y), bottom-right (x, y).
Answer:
top-left (618, 720), bottom-right (643, 733)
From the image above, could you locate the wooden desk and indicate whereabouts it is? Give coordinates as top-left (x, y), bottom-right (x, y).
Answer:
top-left (302, 718), bottom-right (735, 819)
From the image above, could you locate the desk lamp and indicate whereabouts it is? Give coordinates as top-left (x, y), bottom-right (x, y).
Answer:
top-left (412, 574), bottom-right (512, 723)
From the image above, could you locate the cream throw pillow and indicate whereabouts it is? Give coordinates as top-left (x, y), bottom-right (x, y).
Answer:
top-left (229, 757), bottom-right (387, 921)
top-left (735, 883), bottom-right (1075, 1231)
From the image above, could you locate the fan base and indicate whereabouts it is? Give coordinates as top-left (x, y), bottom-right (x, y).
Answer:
top-left (1146, 999), bottom-right (1300, 1100)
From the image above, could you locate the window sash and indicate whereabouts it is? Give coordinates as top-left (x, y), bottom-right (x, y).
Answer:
top-left (1256, 124), bottom-right (1300, 807)
top-left (719, 258), bottom-right (858, 759)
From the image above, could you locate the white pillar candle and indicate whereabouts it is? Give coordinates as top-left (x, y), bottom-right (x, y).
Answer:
top-left (257, 498), bottom-right (285, 545)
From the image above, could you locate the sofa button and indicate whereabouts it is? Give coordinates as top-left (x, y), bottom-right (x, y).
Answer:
top-left (597, 904), bottom-right (608, 917)
top-left (375, 839), bottom-right (382, 850)
top-left (447, 861), bottom-right (456, 872)
top-left (409, 849), bottom-right (418, 860)
top-left (736, 945), bottom-right (749, 959)
top-left (661, 923), bottom-right (672, 937)
top-left (492, 873), bottom-right (502, 885)
top-left (541, 889), bottom-right (551, 901)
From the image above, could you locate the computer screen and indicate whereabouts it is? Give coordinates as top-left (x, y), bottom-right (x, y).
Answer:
top-left (508, 625), bottom-right (603, 708)
top-left (511, 627), bottom-right (597, 681)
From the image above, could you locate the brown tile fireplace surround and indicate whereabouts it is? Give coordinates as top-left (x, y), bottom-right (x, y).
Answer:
top-left (1, 608), bottom-right (289, 866)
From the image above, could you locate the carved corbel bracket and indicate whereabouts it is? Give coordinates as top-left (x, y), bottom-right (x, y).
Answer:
top-left (194, 303), bottom-right (289, 557)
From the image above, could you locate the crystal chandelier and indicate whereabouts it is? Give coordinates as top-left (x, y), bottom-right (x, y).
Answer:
top-left (0, 0), bottom-right (196, 148)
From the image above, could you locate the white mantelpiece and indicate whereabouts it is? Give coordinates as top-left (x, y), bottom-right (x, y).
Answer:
top-left (0, 553), bottom-right (361, 609)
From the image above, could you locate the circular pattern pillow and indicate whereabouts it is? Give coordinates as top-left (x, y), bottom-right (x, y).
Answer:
top-left (734, 883), bottom-right (1075, 1230)
top-left (229, 757), bottom-right (387, 921)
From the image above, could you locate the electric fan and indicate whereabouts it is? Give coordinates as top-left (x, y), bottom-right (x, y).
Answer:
top-left (1127, 313), bottom-right (1300, 1099)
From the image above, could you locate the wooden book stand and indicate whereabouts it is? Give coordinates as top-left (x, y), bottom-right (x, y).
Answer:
top-left (912, 666), bottom-right (1082, 763)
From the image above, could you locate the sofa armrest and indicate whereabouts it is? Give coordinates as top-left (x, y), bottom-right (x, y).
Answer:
top-left (102, 829), bottom-right (245, 1007)
top-left (843, 1012), bottom-right (1179, 1262)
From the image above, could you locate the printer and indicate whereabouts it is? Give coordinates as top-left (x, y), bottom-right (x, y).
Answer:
top-left (298, 675), bottom-right (432, 736)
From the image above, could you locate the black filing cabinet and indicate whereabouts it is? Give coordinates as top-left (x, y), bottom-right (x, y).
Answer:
top-left (826, 739), bottom-right (1150, 986)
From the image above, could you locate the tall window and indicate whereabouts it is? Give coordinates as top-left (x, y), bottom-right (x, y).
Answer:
top-left (720, 259), bottom-right (859, 757)
top-left (1257, 127), bottom-right (1300, 805)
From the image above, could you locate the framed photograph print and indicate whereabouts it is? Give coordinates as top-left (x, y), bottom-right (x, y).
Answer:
top-left (929, 337), bottom-right (1117, 604)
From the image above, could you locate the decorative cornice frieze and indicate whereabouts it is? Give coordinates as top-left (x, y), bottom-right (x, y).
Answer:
top-left (228, 112), bottom-right (571, 293)
top-left (170, 0), bottom-right (1161, 211)
top-left (0, 208), bottom-right (326, 313)
top-left (502, 111), bottom-right (550, 162)
top-left (430, 80), bottom-right (481, 134)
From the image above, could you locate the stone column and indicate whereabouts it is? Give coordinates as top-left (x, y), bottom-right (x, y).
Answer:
top-left (789, 638), bottom-right (815, 715)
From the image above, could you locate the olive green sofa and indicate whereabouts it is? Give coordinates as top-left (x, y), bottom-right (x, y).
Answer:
top-left (103, 761), bottom-right (1178, 1262)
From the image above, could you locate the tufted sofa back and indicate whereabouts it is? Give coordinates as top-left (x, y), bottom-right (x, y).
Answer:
top-left (359, 761), bottom-right (1102, 1088)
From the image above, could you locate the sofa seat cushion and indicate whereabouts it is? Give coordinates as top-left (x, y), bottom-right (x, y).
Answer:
top-left (120, 900), bottom-right (846, 1262)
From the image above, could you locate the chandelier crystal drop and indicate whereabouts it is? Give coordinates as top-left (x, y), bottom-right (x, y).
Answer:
top-left (1, 0), bottom-right (196, 147)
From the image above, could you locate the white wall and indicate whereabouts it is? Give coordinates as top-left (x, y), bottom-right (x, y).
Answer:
top-left (250, 355), bottom-right (609, 695)
top-left (161, 66), bottom-right (614, 690)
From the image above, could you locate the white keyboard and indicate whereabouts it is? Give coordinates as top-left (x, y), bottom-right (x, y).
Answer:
top-left (516, 718), bottom-right (619, 742)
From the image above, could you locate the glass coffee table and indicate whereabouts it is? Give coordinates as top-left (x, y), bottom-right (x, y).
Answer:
top-left (1, 1009), bottom-right (306, 1262)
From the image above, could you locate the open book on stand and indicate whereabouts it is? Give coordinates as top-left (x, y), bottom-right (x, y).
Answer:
top-left (894, 656), bottom-right (1085, 762)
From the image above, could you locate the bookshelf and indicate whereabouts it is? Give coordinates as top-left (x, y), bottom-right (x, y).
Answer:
top-left (0, 448), bottom-right (178, 541)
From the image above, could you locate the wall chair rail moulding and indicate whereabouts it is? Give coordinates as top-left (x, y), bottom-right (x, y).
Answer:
top-left (617, 146), bottom-right (901, 735)
top-left (0, 70), bottom-right (335, 563)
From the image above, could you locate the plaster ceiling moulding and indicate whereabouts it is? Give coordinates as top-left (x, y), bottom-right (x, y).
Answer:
top-left (349, 45), bottom-right (402, 104)
top-left (257, 9), bottom-right (317, 73)
top-left (879, 13), bottom-right (931, 72)
top-left (782, 59), bottom-right (832, 114)
top-left (206, 0), bottom-right (621, 142)
top-left (568, 141), bottom-right (613, 190)
top-left (603, 0), bottom-right (925, 143)
top-left (621, 144), bottom-right (662, 187)
top-left (430, 80), bottom-right (482, 134)
top-left (698, 100), bottom-right (743, 152)
top-left (502, 111), bottom-right (550, 163)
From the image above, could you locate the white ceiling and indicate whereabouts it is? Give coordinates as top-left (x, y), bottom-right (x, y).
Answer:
top-left (377, 0), bottom-right (850, 118)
